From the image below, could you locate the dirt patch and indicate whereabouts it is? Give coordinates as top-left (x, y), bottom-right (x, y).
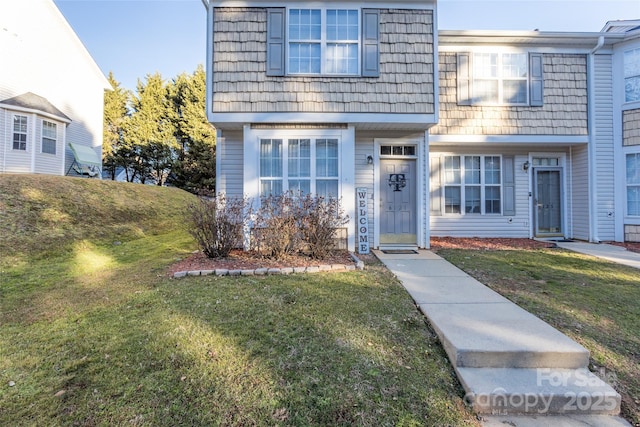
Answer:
top-left (168, 249), bottom-right (356, 276)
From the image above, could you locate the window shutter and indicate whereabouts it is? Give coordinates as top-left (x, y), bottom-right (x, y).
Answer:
top-left (430, 156), bottom-right (442, 216)
top-left (266, 8), bottom-right (285, 76)
top-left (502, 155), bottom-right (516, 216)
top-left (362, 9), bottom-right (380, 77)
top-left (457, 52), bottom-right (472, 105)
top-left (529, 52), bottom-right (544, 106)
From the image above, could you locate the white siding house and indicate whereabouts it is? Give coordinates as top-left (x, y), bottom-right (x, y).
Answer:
top-left (0, 0), bottom-right (110, 176)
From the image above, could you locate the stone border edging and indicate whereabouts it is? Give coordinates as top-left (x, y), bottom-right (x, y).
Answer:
top-left (173, 252), bottom-right (364, 279)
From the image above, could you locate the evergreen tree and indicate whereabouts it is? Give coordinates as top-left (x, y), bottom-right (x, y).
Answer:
top-left (124, 73), bottom-right (177, 185)
top-left (102, 72), bottom-right (130, 180)
top-left (168, 65), bottom-right (217, 195)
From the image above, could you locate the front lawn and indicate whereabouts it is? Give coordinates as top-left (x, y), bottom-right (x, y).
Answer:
top-left (432, 239), bottom-right (640, 426)
top-left (0, 175), bottom-right (478, 426)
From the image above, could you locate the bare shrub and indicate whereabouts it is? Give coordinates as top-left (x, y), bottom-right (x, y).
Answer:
top-left (186, 195), bottom-right (249, 258)
top-left (299, 194), bottom-right (349, 259)
top-left (252, 192), bottom-right (349, 260)
top-left (252, 192), bottom-right (303, 259)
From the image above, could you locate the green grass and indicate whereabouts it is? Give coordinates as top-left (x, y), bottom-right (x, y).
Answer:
top-left (0, 175), bottom-right (478, 426)
top-left (434, 247), bottom-right (640, 426)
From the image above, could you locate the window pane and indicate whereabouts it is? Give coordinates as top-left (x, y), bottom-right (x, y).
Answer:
top-left (465, 186), bottom-right (481, 214)
top-left (474, 80), bottom-right (499, 103)
top-left (624, 48), bottom-right (640, 78)
top-left (485, 156), bottom-right (501, 184)
top-left (485, 186), bottom-right (501, 214)
top-left (504, 80), bottom-right (527, 104)
top-left (444, 156), bottom-right (461, 184)
top-left (261, 180), bottom-right (283, 197)
top-left (464, 156), bottom-right (481, 184)
top-left (327, 9), bottom-right (358, 41)
top-left (626, 76), bottom-right (640, 103)
top-left (289, 43), bottom-right (321, 74)
top-left (316, 180), bottom-right (338, 199)
top-left (325, 43), bottom-right (358, 74)
top-left (289, 179), bottom-right (311, 195)
top-left (288, 139), bottom-right (310, 178)
top-left (404, 146), bottom-right (416, 156)
top-left (260, 139), bottom-right (282, 178)
top-left (445, 187), bottom-right (461, 214)
top-left (381, 146), bottom-right (391, 155)
top-left (316, 139), bottom-right (338, 177)
top-left (628, 186), bottom-right (640, 216)
top-left (474, 53), bottom-right (498, 78)
top-left (627, 153), bottom-right (640, 185)
top-left (502, 53), bottom-right (528, 78)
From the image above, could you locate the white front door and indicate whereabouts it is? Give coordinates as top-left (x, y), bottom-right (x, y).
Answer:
top-left (380, 159), bottom-right (417, 245)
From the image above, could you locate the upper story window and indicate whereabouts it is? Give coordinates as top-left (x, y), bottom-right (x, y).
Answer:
top-left (13, 115), bottom-right (27, 151)
top-left (266, 8), bottom-right (380, 78)
top-left (457, 52), bottom-right (544, 107)
top-left (288, 9), bottom-right (359, 75)
top-left (625, 47), bottom-right (640, 103)
top-left (42, 120), bottom-right (57, 155)
top-left (627, 153), bottom-right (640, 216)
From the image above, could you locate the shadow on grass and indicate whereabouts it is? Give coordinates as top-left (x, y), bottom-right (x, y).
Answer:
top-left (0, 250), bottom-right (479, 426)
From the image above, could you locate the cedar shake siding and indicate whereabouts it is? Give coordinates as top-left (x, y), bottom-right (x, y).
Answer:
top-left (431, 53), bottom-right (588, 135)
top-left (211, 8), bottom-right (435, 115)
top-left (623, 109), bottom-right (640, 146)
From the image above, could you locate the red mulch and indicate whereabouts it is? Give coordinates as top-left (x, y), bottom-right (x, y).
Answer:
top-left (168, 249), bottom-right (355, 276)
top-left (430, 237), bottom-right (556, 251)
top-left (431, 237), bottom-right (640, 254)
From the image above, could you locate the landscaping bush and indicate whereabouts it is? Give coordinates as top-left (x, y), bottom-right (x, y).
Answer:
top-left (186, 195), bottom-right (249, 258)
top-left (252, 192), bottom-right (349, 260)
top-left (299, 194), bottom-right (349, 259)
top-left (252, 193), bottom-right (303, 259)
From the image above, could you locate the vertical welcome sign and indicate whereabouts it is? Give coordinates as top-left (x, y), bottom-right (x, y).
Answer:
top-left (356, 188), bottom-right (370, 254)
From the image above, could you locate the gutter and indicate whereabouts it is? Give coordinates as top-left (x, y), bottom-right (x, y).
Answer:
top-left (587, 36), bottom-right (604, 243)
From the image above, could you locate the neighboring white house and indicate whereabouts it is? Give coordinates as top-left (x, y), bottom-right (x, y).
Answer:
top-left (0, 0), bottom-right (110, 176)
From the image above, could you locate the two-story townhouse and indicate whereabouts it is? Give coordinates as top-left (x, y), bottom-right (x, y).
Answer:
top-left (205, 0), bottom-right (438, 252)
top-left (609, 21), bottom-right (640, 242)
top-left (0, 0), bottom-right (110, 177)
top-left (204, 0), bottom-right (637, 250)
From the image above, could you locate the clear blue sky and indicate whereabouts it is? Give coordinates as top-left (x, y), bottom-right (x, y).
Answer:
top-left (54, 0), bottom-right (640, 92)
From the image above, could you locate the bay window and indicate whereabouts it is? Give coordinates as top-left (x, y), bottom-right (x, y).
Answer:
top-left (13, 115), bottom-right (27, 151)
top-left (42, 120), bottom-right (57, 155)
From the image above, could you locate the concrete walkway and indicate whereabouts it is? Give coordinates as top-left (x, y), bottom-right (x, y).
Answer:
top-left (553, 241), bottom-right (640, 269)
top-left (374, 249), bottom-right (631, 427)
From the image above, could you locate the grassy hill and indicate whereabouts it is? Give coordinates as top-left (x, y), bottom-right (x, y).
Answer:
top-left (0, 174), bottom-right (198, 263)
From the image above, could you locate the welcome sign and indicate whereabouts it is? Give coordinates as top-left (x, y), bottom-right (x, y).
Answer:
top-left (356, 188), bottom-right (370, 254)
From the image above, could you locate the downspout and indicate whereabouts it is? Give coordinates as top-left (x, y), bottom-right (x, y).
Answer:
top-left (587, 36), bottom-right (604, 243)
top-left (203, 0), bottom-right (214, 120)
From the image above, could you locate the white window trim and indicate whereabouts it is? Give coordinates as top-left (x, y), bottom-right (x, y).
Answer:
top-left (439, 154), bottom-right (504, 216)
top-left (41, 119), bottom-right (58, 155)
top-left (12, 113), bottom-right (28, 151)
top-left (472, 52), bottom-right (529, 106)
top-left (286, 7), bottom-right (361, 76)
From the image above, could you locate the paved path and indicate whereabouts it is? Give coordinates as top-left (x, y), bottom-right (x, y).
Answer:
top-left (554, 241), bottom-right (640, 269)
top-left (374, 249), bottom-right (631, 427)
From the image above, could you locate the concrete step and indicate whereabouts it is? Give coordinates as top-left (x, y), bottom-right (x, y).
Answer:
top-left (458, 367), bottom-right (621, 416)
top-left (419, 302), bottom-right (590, 369)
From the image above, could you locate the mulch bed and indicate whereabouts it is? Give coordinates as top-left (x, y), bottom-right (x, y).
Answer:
top-left (168, 249), bottom-right (356, 276)
top-left (431, 237), bottom-right (640, 254)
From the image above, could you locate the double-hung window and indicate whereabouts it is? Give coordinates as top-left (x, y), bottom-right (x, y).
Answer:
top-left (266, 8), bottom-right (379, 77)
top-left (288, 9), bottom-right (359, 75)
top-left (13, 115), bottom-right (27, 151)
top-left (259, 137), bottom-right (339, 199)
top-left (627, 153), bottom-right (640, 216)
top-left (625, 47), bottom-right (640, 103)
top-left (42, 120), bottom-right (57, 155)
top-left (458, 52), bottom-right (543, 106)
top-left (443, 155), bottom-right (502, 215)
